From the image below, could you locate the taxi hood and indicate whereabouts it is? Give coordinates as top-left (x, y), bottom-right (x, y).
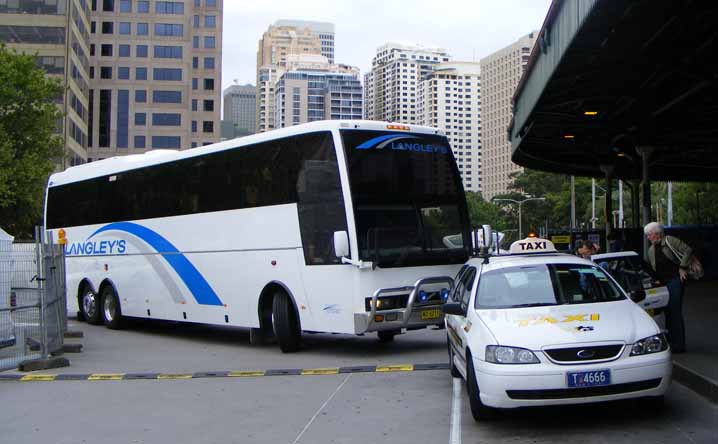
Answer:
top-left (476, 300), bottom-right (658, 350)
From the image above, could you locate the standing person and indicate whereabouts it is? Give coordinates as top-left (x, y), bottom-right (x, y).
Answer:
top-left (644, 222), bottom-right (693, 353)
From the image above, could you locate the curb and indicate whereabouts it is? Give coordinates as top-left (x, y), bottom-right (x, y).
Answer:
top-left (672, 360), bottom-right (718, 404)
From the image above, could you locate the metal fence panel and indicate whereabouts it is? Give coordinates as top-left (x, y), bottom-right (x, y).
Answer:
top-left (0, 230), bottom-right (66, 371)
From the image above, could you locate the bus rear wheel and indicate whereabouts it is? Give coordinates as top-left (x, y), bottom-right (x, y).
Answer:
top-left (80, 285), bottom-right (102, 325)
top-left (101, 286), bottom-right (124, 330)
top-left (272, 291), bottom-right (301, 353)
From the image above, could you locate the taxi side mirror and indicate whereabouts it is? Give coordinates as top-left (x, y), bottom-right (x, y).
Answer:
top-left (629, 290), bottom-right (646, 303)
top-left (442, 303), bottom-right (465, 317)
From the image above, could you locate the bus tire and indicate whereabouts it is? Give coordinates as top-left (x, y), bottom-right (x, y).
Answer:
top-left (80, 284), bottom-right (102, 325)
top-left (272, 291), bottom-right (301, 353)
top-left (101, 285), bottom-right (124, 330)
top-left (377, 330), bottom-right (399, 343)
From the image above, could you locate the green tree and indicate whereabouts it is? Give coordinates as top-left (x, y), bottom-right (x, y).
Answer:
top-left (0, 45), bottom-right (63, 238)
top-left (464, 191), bottom-right (508, 231)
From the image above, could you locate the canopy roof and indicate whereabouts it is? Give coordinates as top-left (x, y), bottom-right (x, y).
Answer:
top-left (510, 0), bottom-right (718, 181)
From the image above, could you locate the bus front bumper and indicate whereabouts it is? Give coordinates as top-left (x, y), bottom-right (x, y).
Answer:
top-left (354, 306), bottom-right (445, 334)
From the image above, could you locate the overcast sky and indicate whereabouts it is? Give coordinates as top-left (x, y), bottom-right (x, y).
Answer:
top-left (221, 0), bottom-right (553, 92)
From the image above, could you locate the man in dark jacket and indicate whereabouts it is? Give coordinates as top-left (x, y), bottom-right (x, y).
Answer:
top-left (644, 222), bottom-right (693, 353)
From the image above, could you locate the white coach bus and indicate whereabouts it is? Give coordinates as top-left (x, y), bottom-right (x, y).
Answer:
top-left (44, 120), bottom-right (471, 352)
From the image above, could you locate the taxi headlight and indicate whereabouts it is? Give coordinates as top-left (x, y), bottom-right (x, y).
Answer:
top-left (485, 345), bottom-right (539, 364)
top-left (630, 334), bottom-right (669, 356)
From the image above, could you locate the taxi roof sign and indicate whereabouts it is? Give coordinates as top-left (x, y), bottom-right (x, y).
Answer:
top-left (509, 237), bottom-right (557, 254)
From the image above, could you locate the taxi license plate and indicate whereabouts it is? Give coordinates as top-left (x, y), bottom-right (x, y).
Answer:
top-left (420, 309), bottom-right (441, 320)
top-left (567, 369), bottom-right (611, 388)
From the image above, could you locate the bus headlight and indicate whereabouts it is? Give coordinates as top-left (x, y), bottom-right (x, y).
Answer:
top-left (630, 334), bottom-right (668, 356)
top-left (440, 288), bottom-right (449, 301)
top-left (485, 346), bottom-right (539, 364)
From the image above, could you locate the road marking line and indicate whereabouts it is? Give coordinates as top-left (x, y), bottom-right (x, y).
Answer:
top-left (291, 373), bottom-right (352, 444)
top-left (376, 364), bottom-right (414, 372)
top-left (301, 368), bottom-right (339, 376)
top-left (88, 374), bottom-right (124, 381)
top-left (450, 377), bottom-right (462, 444)
top-left (20, 374), bottom-right (57, 382)
top-left (228, 370), bottom-right (265, 378)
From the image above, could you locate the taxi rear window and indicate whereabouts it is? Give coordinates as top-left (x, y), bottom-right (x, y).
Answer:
top-left (475, 264), bottom-right (625, 309)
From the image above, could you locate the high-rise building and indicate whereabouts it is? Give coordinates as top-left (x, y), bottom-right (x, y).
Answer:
top-left (273, 19), bottom-right (334, 63)
top-left (479, 32), bottom-right (537, 199)
top-left (274, 54), bottom-right (361, 128)
top-left (364, 43), bottom-right (450, 124)
top-left (255, 22), bottom-right (324, 133)
top-left (223, 83), bottom-right (256, 135)
top-left (87, 0), bottom-right (223, 160)
top-left (418, 62), bottom-right (482, 193)
top-left (0, 0), bottom-right (91, 168)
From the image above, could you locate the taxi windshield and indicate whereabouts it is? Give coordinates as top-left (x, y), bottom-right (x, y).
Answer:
top-left (475, 264), bottom-right (625, 309)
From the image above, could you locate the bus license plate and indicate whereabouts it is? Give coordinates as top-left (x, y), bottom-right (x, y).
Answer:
top-left (567, 370), bottom-right (611, 388)
top-left (420, 309), bottom-right (441, 320)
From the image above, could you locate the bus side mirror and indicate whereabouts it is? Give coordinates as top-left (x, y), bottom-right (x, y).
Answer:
top-left (333, 231), bottom-right (349, 258)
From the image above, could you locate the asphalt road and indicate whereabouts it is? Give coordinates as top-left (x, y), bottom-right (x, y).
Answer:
top-left (1, 319), bottom-right (716, 444)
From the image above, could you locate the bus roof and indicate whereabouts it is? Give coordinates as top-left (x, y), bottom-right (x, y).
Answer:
top-left (48, 120), bottom-right (446, 187)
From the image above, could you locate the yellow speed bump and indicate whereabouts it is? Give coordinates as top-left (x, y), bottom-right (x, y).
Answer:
top-left (228, 370), bottom-right (265, 378)
top-left (158, 373), bottom-right (193, 380)
top-left (301, 368), bottom-right (339, 376)
top-left (21, 374), bottom-right (57, 382)
top-left (376, 364), bottom-right (414, 373)
top-left (88, 373), bottom-right (124, 381)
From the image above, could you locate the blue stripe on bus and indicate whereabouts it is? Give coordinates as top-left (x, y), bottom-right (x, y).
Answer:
top-left (89, 222), bottom-right (223, 307)
top-left (355, 134), bottom-right (407, 149)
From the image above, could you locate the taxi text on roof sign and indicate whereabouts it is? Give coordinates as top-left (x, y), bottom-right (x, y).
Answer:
top-left (509, 237), bottom-right (557, 254)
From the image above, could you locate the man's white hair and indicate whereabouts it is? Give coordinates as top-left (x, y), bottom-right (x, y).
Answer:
top-left (644, 221), bottom-right (664, 236)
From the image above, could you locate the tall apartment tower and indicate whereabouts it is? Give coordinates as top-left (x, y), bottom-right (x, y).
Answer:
top-left (255, 22), bottom-right (324, 133)
top-left (0, 0), bottom-right (91, 168)
top-left (274, 55), bottom-right (361, 128)
top-left (223, 84), bottom-right (256, 135)
top-left (87, 0), bottom-right (223, 160)
top-left (418, 62), bottom-right (482, 193)
top-left (479, 32), bottom-right (537, 199)
top-left (364, 43), bottom-right (450, 124)
top-left (273, 19), bottom-right (334, 63)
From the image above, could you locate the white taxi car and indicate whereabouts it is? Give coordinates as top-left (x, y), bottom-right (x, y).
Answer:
top-left (442, 236), bottom-right (671, 421)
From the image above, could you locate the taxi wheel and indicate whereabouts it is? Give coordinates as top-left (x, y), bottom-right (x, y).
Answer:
top-left (467, 354), bottom-right (495, 421)
top-left (447, 336), bottom-right (461, 378)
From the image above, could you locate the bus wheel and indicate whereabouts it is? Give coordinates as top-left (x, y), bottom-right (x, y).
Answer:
top-left (80, 285), bottom-right (102, 325)
top-left (272, 291), bottom-right (301, 353)
top-left (377, 330), bottom-right (399, 343)
top-left (101, 285), bottom-right (124, 330)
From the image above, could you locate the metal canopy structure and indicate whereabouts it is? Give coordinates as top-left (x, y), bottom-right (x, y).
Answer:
top-left (510, 0), bottom-right (718, 181)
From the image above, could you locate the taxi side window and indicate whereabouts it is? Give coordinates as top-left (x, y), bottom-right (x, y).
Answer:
top-left (450, 265), bottom-right (468, 303)
top-left (458, 267), bottom-right (477, 311)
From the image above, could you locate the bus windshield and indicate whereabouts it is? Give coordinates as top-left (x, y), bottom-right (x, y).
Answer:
top-left (340, 130), bottom-right (470, 268)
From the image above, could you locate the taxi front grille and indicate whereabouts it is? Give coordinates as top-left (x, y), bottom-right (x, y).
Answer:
top-left (544, 345), bottom-right (623, 363)
top-left (507, 378), bottom-right (662, 400)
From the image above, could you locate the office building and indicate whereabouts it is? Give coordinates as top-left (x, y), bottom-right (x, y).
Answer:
top-left (418, 62), bottom-right (482, 193)
top-left (87, 0), bottom-right (223, 160)
top-left (364, 43), bottom-right (450, 124)
top-left (274, 54), bottom-right (361, 128)
top-left (273, 19), bottom-right (334, 63)
top-left (0, 0), bottom-right (91, 168)
top-left (223, 83), bottom-right (256, 135)
top-left (255, 21), bottom-right (324, 132)
top-left (479, 32), bottom-right (537, 199)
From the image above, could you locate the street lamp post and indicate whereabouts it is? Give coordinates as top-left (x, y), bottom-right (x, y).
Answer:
top-left (492, 197), bottom-right (546, 239)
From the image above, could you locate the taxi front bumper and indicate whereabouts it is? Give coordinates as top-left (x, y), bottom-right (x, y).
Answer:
top-left (473, 350), bottom-right (672, 409)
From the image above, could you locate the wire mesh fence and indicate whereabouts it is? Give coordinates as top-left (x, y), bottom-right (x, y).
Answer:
top-left (0, 229), bottom-right (66, 371)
